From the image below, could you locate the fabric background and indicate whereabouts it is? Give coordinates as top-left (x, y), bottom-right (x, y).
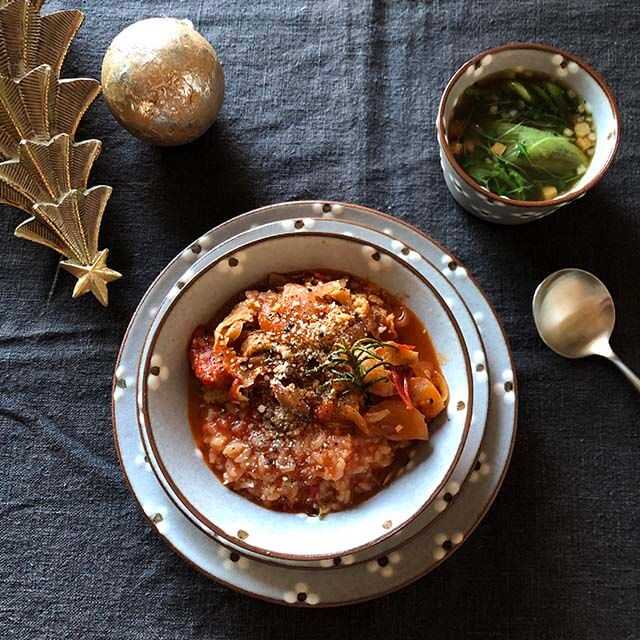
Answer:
top-left (1, 1), bottom-right (638, 638)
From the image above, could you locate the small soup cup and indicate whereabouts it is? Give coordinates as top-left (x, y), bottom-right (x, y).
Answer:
top-left (136, 218), bottom-right (475, 563)
top-left (437, 43), bottom-right (620, 224)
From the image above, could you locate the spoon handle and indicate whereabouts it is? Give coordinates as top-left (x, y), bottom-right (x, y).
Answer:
top-left (607, 352), bottom-right (640, 394)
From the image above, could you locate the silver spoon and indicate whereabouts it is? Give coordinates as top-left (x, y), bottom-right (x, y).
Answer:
top-left (533, 268), bottom-right (640, 393)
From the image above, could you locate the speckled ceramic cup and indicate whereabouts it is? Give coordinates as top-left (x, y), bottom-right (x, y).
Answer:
top-left (437, 43), bottom-right (620, 224)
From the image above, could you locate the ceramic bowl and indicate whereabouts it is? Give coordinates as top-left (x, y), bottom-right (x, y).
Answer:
top-left (132, 214), bottom-right (489, 570)
top-left (437, 43), bottom-right (620, 225)
top-left (136, 218), bottom-right (474, 562)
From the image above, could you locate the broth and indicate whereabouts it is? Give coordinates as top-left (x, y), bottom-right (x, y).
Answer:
top-left (448, 69), bottom-right (595, 201)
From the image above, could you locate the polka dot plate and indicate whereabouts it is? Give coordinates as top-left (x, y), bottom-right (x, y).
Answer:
top-left (112, 201), bottom-right (517, 606)
top-left (134, 216), bottom-right (489, 567)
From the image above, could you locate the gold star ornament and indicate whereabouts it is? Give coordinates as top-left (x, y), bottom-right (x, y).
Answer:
top-left (0, 1), bottom-right (121, 306)
top-left (16, 187), bottom-right (122, 306)
top-left (61, 249), bottom-right (122, 307)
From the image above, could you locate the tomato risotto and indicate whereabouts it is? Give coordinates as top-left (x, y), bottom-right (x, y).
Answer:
top-left (189, 272), bottom-right (448, 515)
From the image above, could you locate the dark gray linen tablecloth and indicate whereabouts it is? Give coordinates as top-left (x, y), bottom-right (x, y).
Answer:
top-left (1, 1), bottom-right (639, 638)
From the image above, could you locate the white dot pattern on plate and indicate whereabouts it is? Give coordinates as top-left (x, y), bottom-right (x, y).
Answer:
top-left (434, 479), bottom-right (461, 512)
top-left (143, 504), bottom-right (169, 534)
top-left (473, 351), bottom-right (488, 383)
top-left (134, 450), bottom-right (152, 472)
top-left (148, 354), bottom-right (169, 391)
top-left (113, 367), bottom-right (128, 400)
top-left (198, 234), bottom-right (214, 251)
top-left (223, 554), bottom-right (250, 572)
top-left (365, 551), bottom-right (402, 578)
top-left (283, 582), bottom-right (320, 606)
top-left (469, 451), bottom-right (490, 483)
top-left (215, 252), bottom-right (245, 274)
top-left (181, 246), bottom-right (200, 263)
top-left (285, 217), bottom-right (315, 230)
top-left (312, 202), bottom-right (344, 218)
top-left (432, 530), bottom-right (464, 560)
top-left (362, 245), bottom-right (392, 271)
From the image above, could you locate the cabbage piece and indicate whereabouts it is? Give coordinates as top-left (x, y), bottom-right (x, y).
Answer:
top-left (214, 300), bottom-right (258, 346)
top-left (493, 121), bottom-right (589, 177)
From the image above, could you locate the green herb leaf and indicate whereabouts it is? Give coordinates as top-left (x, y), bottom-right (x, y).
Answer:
top-left (305, 337), bottom-right (399, 397)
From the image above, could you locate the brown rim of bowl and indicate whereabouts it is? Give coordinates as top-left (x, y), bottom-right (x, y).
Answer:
top-left (437, 42), bottom-right (621, 208)
top-left (111, 200), bottom-right (518, 605)
top-left (137, 230), bottom-right (474, 563)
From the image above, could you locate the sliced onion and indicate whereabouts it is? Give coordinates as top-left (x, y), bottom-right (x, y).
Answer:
top-left (408, 377), bottom-right (445, 420)
top-left (431, 371), bottom-right (449, 405)
top-left (364, 408), bottom-right (391, 424)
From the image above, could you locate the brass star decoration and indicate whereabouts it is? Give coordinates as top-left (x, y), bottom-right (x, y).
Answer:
top-left (61, 249), bottom-right (122, 306)
top-left (0, 1), bottom-right (121, 305)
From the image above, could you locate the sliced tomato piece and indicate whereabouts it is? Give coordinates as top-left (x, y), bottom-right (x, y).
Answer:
top-left (189, 326), bottom-right (238, 387)
top-left (389, 341), bottom-right (416, 351)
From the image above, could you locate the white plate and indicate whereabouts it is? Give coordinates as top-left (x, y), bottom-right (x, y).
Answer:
top-left (112, 201), bottom-right (517, 605)
top-left (136, 219), bottom-right (488, 564)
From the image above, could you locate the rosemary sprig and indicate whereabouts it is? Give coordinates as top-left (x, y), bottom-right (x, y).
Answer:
top-left (306, 338), bottom-right (398, 395)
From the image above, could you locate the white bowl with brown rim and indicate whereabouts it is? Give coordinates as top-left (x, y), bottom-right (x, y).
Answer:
top-left (135, 218), bottom-right (477, 563)
top-left (437, 43), bottom-right (620, 224)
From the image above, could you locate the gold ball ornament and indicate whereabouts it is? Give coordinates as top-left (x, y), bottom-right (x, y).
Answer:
top-left (101, 18), bottom-right (224, 146)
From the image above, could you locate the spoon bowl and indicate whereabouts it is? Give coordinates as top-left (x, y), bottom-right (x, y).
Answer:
top-left (533, 269), bottom-right (615, 359)
top-left (533, 268), bottom-right (640, 393)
